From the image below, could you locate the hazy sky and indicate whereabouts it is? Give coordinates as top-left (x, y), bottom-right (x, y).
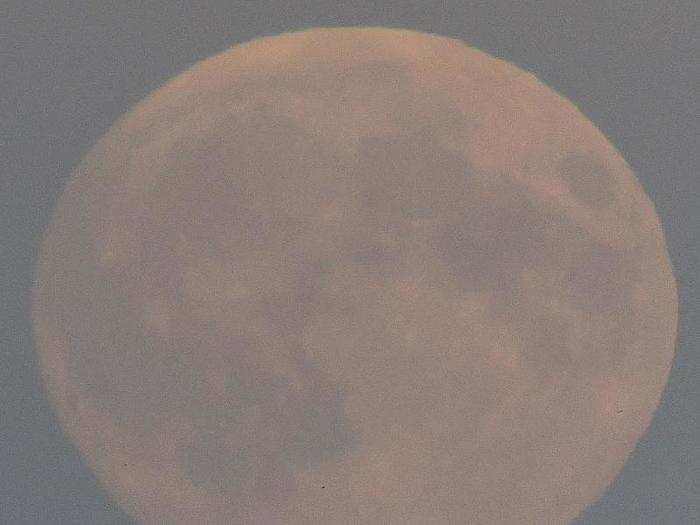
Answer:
top-left (2, 1), bottom-right (698, 523)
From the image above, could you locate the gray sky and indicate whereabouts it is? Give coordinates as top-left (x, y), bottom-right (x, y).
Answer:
top-left (2, 1), bottom-right (698, 523)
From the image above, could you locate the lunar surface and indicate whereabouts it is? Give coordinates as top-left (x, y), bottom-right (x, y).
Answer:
top-left (32, 27), bottom-right (678, 524)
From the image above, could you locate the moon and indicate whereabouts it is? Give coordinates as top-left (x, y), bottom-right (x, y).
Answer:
top-left (32, 27), bottom-right (677, 524)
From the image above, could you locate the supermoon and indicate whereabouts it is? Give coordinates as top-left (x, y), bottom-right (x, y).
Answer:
top-left (32, 27), bottom-right (677, 524)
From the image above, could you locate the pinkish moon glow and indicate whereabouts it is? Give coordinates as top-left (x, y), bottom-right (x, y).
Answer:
top-left (32, 27), bottom-right (678, 524)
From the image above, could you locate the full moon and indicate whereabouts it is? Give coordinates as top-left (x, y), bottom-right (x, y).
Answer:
top-left (32, 27), bottom-right (678, 524)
